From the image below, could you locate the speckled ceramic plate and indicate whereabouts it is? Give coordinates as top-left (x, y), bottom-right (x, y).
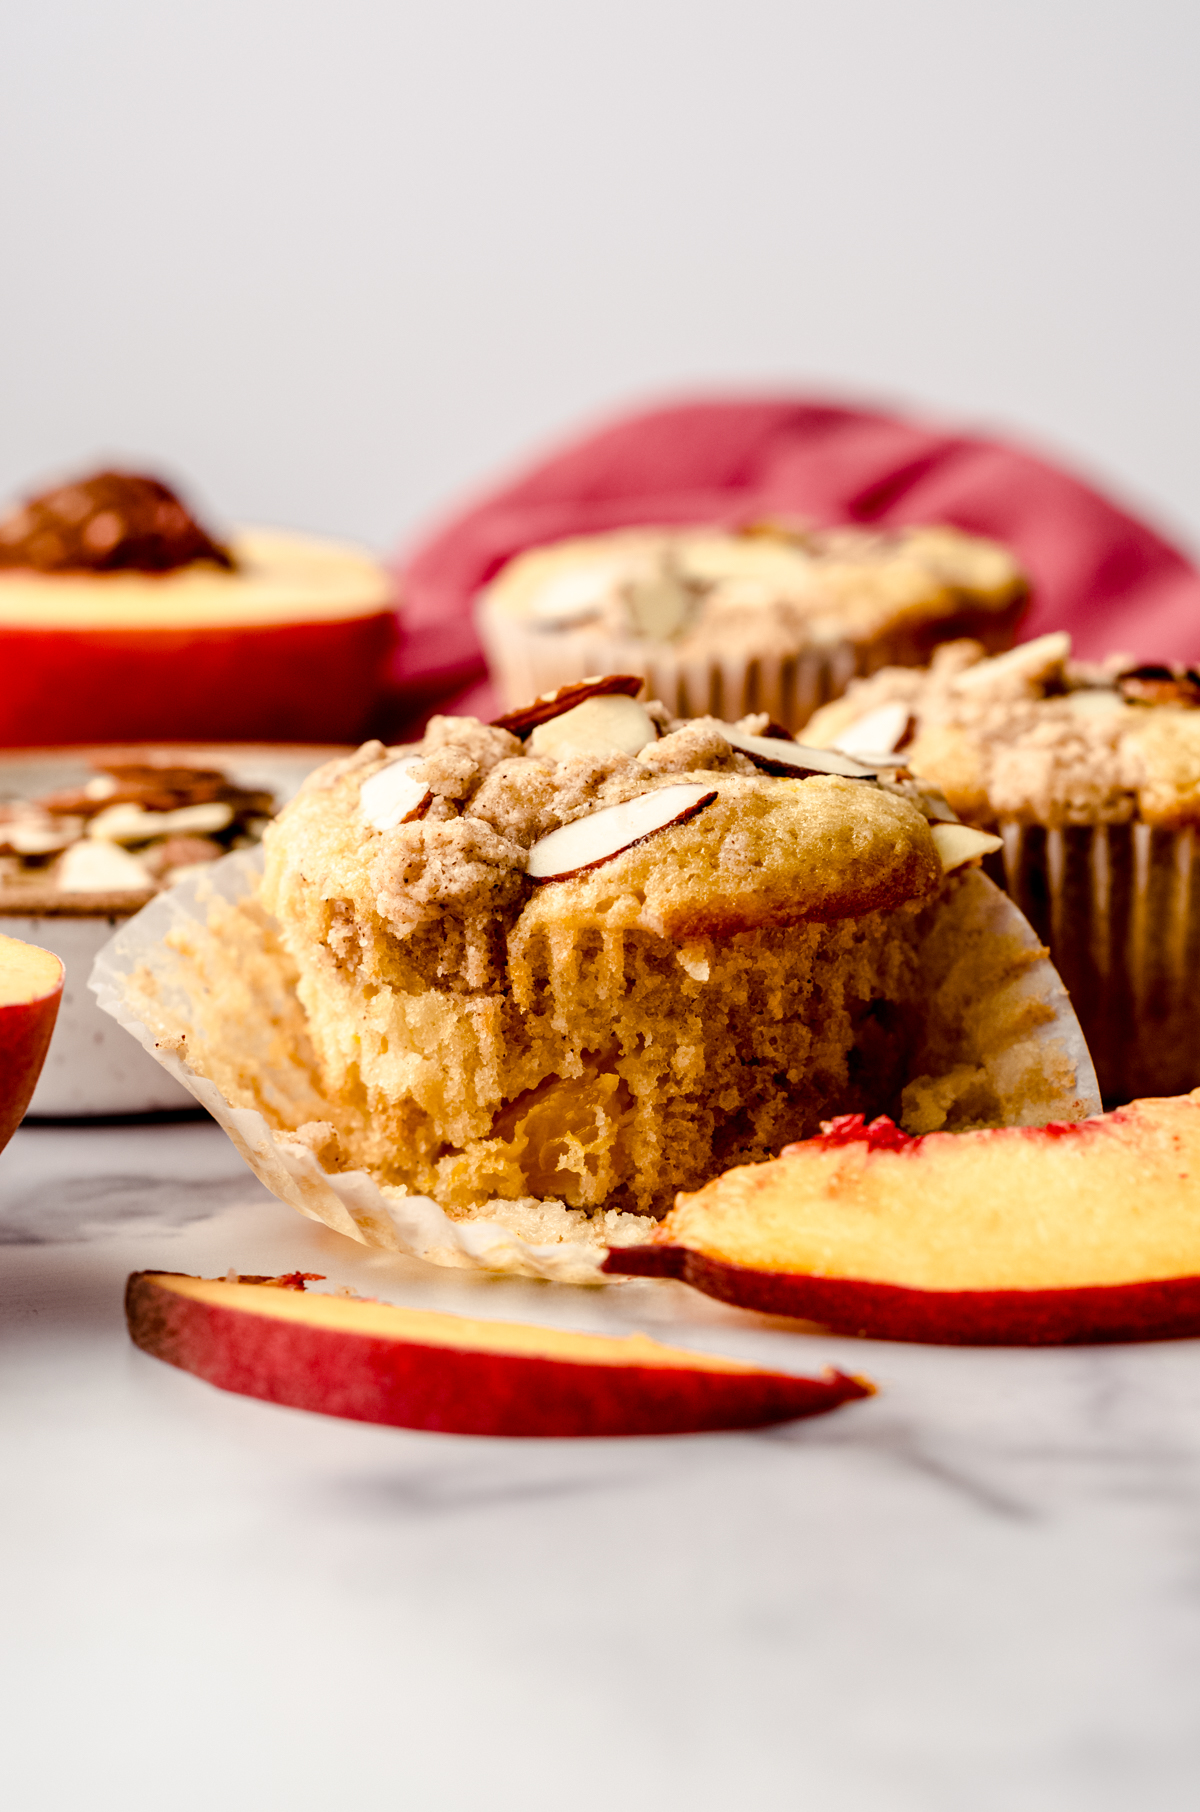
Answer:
top-left (1, 744), bottom-right (345, 1117)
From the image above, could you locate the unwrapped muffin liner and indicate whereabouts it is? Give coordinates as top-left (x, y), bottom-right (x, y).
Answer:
top-left (986, 819), bottom-right (1200, 1104)
top-left (477, 596), bottom-right (1018, 732)
top-left (91, 849), bottom-right (1100, 1285)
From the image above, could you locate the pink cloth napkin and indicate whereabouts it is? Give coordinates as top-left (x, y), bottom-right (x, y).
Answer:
top-left (388, 396), bottom-right (1200, 730)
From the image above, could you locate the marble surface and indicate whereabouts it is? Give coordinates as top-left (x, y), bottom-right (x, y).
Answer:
top-left (4, 1121), bottom-right (1200, 1811)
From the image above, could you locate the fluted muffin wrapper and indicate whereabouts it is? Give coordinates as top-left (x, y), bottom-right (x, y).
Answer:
top-left (986, 819), bottom-right (1200, 1104)
top-left (476, 592), bottom-right (1023, 732)
top-left (91, 849), bottom-right (1099, 1285)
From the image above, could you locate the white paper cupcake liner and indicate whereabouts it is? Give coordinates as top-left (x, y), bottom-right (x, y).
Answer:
top-left (90, 849), bottom-right (1099, 1284)
top-left (477, 596), bottom-right (1022, 732)
top-left (990, 819), bottom-right (1200, 1104)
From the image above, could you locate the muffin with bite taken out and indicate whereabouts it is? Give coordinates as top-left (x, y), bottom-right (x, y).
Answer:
top-left (147, 671), bottom-right (1096, 1247)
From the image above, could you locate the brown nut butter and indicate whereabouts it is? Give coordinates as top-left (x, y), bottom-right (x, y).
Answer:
top-left (0, 469), bottom-right (235, 574)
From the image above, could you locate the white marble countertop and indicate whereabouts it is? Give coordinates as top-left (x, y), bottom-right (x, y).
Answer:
top-left (4, 1117), bottom-right (1200, 1811)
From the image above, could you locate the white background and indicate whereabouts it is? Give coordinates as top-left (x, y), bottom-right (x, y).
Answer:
top-left (3, 0), bottom-right (1199, 559)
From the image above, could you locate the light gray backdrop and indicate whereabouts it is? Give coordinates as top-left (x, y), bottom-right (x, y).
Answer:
top-left (3, 0), bottom-right (1198, 560)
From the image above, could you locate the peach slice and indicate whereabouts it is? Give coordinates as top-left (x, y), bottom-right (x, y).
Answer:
top-left (0, 530), bottom-right (396, 746)
top-left (124, 1271), bottom-right (872, 1436)
top-left (605, 1094), bottom-right (1200, 1345)
top-left (929, 823), bottom-right (1003, 872)
top-left (0, 932), bottom-right (64, 1150)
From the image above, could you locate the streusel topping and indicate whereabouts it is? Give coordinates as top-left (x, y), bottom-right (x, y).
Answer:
top-left (804, 634), bottom-right (1200, 829)
top-left (264, 700), bottom-right (944, 996)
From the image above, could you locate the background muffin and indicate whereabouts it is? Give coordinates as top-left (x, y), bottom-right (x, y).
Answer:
top-left (805, 632), bottom-right (1200, 1102)
top-left (476, 521), bottom-right (1027, 733)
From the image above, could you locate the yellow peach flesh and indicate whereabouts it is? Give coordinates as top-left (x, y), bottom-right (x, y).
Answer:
top-left (663, 1093), bottom-right (1200, 1292)
top-left (0, 529), bottom-right (390, 630)
top-left (0, 933), bottom-right (64, 1007)
top-left (147, 1275), bottom-right (770, 1375)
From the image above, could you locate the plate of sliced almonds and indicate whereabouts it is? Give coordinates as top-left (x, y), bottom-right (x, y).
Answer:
top-left (0, 744), bottom-right (347, 1115)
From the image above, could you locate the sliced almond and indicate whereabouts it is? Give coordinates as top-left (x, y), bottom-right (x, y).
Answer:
top-left (919, 789), bottom-right (961, 824)
top-left (955, 632), bottom-right (1072, 693)
top-left (527, 564), bottom-right (619, 626)
top-left (57, 838), bottom-right (153, 893)
top-left (834, 752), bottom-right (911, 770)
top-left (86, 801), bottom-right (234, 842)
top-left (719, 726), bottom-right (877, 780)
top-left (528, 694), bottom-right (658, 760)
top-left (930, 823), bottom-right (1003, 872)
top-left (527, 785), bottom-right (718, 883)
top-left (2, 821), bottom-right (74, 858)
top-left (623, 566), bottom-right (693, 640)
top-left (359, 756), bottom-right (433, 832)
top-left (831, 701), bottom-right (914, 759)
top-left (492, 674), bottom-right (644, 738)
top-left (1064, 687), bottom-right (1126, 717)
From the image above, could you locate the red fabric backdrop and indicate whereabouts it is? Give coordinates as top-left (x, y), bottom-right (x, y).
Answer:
top-left (388, 396), bottom-right (1200, 730)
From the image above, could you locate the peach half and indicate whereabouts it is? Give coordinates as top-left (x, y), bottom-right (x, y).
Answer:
top-left (124, 1272), bottom-right (871, 1437)
top-left (0, 529), bottom-right (397, 746)
top-left (0, 931), bottom-right (64, 1150)
top-left (605, 1095), bottom-right (1200, 1345)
